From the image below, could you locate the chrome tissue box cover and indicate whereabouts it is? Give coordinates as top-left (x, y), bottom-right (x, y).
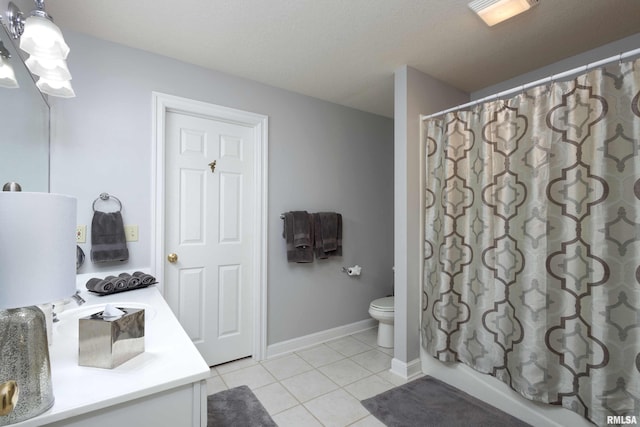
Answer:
top-left (78, 308), bottom-right (145, 369)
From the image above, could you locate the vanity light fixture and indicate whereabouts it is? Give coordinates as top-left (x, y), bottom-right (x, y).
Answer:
top-left (35, 76), bottom-right (75, 98)
top-left (468, 0), bottom-right (539, 26)
top-left (0, 42), bottom-right (18, 88)
top-left (6, 0), bottom-right (74, 97)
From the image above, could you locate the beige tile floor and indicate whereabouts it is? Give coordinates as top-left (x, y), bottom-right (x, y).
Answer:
top-left (206, 327), bottom-right (420, 427)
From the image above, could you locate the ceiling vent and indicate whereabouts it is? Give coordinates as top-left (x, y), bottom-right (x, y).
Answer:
top-left (469, 0), bottom-right (539, 26)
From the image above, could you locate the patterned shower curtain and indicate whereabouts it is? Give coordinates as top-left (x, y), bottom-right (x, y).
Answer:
top-left (422, 58), bottom-right (640, 426)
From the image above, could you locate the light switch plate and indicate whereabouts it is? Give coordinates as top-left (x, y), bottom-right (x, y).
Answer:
top-left (124, 225), bottom-right (138, 242)
top-left (76, 225), bottom-right (86, 243)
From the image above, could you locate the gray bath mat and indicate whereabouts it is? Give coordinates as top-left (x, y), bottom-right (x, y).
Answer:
top-left (362, 375), bottom-right (531, 427)
top-left (207, 385), bottom-right (276, 427)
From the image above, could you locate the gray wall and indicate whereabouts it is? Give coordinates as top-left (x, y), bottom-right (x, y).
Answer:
top-left (393, 66), bottom-right (468, 371)
top-left (49, 31), bottom-right (394, 345)
top-left (472, 33), bottom-right (640, 100)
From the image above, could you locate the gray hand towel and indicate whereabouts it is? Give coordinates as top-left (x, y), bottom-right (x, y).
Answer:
top-left (90, 211), bottom-right (129, 263)
top-left (315, 212), bottom-right (342, 259)
top-left (292, 211), bottom-right (312, 247)
top-left (283, 211), bottom-right (314, 263)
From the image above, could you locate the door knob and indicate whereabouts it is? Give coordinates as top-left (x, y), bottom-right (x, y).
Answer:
top-left (167, 253), bottom-right (178, 263)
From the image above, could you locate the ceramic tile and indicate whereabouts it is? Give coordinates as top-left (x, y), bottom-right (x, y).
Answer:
top-left (351, 328), bottom-right (378, 347)
top-left (377, 345), bottom-right (395, 356)
top-left (297, 343), bottom-right (345, 367)
top-left (272, 405), bottom-right (323, 427)
top-left (281, 369), bottom-right (339, 402)
top-left (261, 353), bottom-right (314, 380)
top-left (344, 374), bottom-right (395, 400)
top-left (350, 349), bottom-right (392, 373)
top-left (326, 335), bottom-right (374, 357)
top-left (304, 389), bottom-right (370, 427)
top-left (206, 375), bottom-right (228, 395)
top-left (208, 332), bottom-right (411, 426)
top-left (220, 364), bottom-right (276, 390)
top-left (253, 382), bottom-right (299, 415)
top-left (318, 358), bottom-right (372, 387)
top-left (377, 370), bottom-right (424, 387)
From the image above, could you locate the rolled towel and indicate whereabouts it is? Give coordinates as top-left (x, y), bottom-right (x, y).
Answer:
top-left (119, 272), bottom-right (141, 288)
top-left (133, 271), bottom-right (156, 285)
top-left (86, 277), bottom-right (102, 291)
top-left (90, 279), bottom-right (115, 293)
top-left (106, 275), bottom-right (127, 290)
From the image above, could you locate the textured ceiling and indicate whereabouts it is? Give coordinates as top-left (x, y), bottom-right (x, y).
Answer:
top-left (46, 0), bottom-right (640, 118)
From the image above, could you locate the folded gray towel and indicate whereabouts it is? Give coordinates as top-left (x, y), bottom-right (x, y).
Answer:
top-left (319, 212), bottom-right (338, 252)
top-left (292, 211), bottom-right (312, 247)
top-left (90, 211), bottom-right (129, 263)
top-left (283, 211), bottom-right (314, 263)
top-left (314, 212), bottom-right (342, 259)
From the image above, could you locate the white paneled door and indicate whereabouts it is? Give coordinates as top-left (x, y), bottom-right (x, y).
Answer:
top-left (164, 111), bottom-right (254, 367)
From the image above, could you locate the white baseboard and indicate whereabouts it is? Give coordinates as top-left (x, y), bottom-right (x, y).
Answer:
top-left (390, 357), bottom-right (422, 380)
top-left (266, 318), bottom-right (377, 359)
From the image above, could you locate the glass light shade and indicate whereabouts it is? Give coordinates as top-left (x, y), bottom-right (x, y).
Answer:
top-left (469, 0), bottom-right (537, 26)
top-left (0, 192), bottom-right (77, 309)
top-left (36, 77), bottom-right (75, 98)
top-left (19, 15), bottom-right (69, 61)
top-left (25, 55), bottom-right (71, 81)
top-left (0, 56), bottom-right (19, 88)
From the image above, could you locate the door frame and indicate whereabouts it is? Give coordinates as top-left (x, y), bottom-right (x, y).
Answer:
top-left (151, 91), bottom-right (268, 361)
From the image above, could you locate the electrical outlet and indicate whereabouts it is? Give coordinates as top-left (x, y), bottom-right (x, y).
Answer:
top-left (124, 225), bottom-right (138, 242)
top-left (76, 225), bottom-right (86, 243)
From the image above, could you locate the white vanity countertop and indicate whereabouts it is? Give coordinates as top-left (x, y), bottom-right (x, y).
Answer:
top-left (12, 286), bottom-right (210, 426)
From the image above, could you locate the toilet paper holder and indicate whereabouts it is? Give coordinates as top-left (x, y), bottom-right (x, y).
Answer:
top-left (341, 265), bottom-right (362, 276)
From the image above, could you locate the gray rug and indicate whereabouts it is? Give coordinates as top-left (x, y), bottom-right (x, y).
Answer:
top-left (362, 376), bottom-right (531, 427)
top-left (207, 385), bottom-right (277, 427)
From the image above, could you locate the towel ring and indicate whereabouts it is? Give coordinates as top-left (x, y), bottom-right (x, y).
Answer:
top-left (92, 192), bottom-right (122, 212)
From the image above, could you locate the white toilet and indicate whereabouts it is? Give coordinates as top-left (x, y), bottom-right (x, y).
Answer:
top-left (368, 296), bottom-right (394, 348)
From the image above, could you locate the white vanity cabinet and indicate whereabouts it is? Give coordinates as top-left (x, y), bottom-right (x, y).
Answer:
top-left (12, 286), bottom-right (210, 427)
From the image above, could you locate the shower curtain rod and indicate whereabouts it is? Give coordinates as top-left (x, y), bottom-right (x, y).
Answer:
top-left (421, 47), bottom-right (640, 121)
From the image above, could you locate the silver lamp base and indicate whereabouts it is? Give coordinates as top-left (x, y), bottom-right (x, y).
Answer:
top-left (0, 306), bottom-right (54, 425)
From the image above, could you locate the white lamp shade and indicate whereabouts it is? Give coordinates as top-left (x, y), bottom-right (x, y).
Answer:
top-left (0, 192), bottom-right (77, 309)
top-left (36, 76), bottom-right (75, 98)
top-left (25, 55), bottom-right (71, 81)
top-left (0, 56), bottom-right (19, 88)
top-left (19, 15), bottom-right (70, 60)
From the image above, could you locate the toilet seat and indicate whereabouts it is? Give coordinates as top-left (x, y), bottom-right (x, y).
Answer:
top-left (370, 296), bottom-right (394, 312)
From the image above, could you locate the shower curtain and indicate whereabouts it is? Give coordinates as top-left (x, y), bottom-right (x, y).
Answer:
top-left (421, 58), bottom-right (639, 426)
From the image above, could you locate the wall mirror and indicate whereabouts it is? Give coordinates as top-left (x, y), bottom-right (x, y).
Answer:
top-left (0, 14), bottom-right (49, 192)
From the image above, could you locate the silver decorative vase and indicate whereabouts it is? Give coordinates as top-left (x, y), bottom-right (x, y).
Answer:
top-left (0, 306), bottom-right (54, 425)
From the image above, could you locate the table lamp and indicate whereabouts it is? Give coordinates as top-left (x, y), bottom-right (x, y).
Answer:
top-left (0, 190), bottom-right (77, 425)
